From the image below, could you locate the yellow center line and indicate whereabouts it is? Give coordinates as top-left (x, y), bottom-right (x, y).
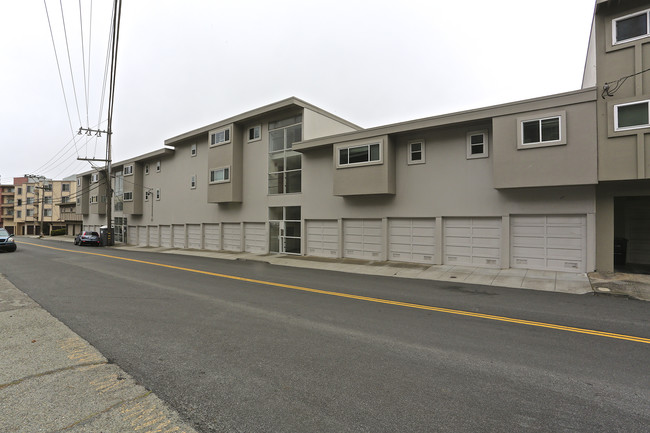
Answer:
top-left (20, 241), bottom-right (650, 345)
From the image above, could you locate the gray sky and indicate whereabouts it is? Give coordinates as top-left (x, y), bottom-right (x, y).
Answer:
top-left (0, 0), bottom-right (596, 183)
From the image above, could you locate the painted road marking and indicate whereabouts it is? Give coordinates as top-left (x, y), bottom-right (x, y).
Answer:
top-left (20, 241), bottom-right (650, 345)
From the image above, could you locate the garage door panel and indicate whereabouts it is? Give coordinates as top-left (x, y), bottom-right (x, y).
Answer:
top-left (471, 237), bottom-right (500, 247)
top-left (244, 223), bottom-right (266, 254)
top-left (172, 225), bottom-right (185, 248)
top-left (222, 224), bottom-right (242, 252)
top-left (149, 227), bottom-right (159, 247)
top-left (343, 219), bottom-right (383, 260)
top-left (513, 236), bottom-right (546, 247)
top-left (445, 227), bottom-right (471, 237)
top-left (444, 217), bottom-right (501, 268)
top-left (472, 246), bottom-right (500, 258)
top-left (547, 247), bottom-right (583, 260)
top-left (547, 215), bottom-right (585, 225)
top-left (187, 224), bottom-right (201, 249)
top-left (512, 246), bottom-right (545, 258)
top-left (160, 226), bottom-right (171, 248)
top-left (512, 225), bottom-right (546, 236)
top-left (138, 227), bottom-right (147, 246)
top-left (203, 223), bottom-right (220, 250)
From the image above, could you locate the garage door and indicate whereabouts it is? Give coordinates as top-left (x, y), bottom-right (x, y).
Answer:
top-left (203, 223), bottom-right (220, 250)
top-left (149, 226), bottom-right (159, 247)
top-left (343, 219), bottom-right (382, 260)
top-left (138, 226), bottom-right (147, 246)
top-left (444, 217), bottom-right (501, 268)
top-left (244, 223), bottom-right (266, 253)
top-left (389, 218), bottom-right (435, 264)
top-left (160, 225), bottom-right (172, 248)
top-left (306, 220), bottom-right (339, 258)
top-left (187, 224), bottom-right (201, 249)
top-left (222, 223), bottom-right (242, 252)
top-left (511, 215), bottom-right (586, 272)
top-left (127, 226), bottom-right (137, 245)
top-left (172, 224), bottom-right (185, 248)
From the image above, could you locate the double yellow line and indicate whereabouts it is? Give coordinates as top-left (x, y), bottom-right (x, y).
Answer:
top-left (21, 241), bottom-right (650, 345)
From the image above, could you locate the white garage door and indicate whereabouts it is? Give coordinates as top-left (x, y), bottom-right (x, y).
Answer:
top-left (389, 218), bottom-right (435, 264)
top-left (244, 223), bottom-right (266, 253)
top-left (511, 215), bottom-right (586, 272)
top-left (138, 226), bottom-right (147, 247)
top-left (306, 220), bottom-right (339, 258)
top-left (222, 223), bottom-right (242, 252)
top-left (444, 217), bottom-right (501, 268)
top-left (172, 224), bottom-right (185, 248)
top-left (160, 225), bottom-right (172, 248)
top-left (343, 219), bottom-right (383, 260)
top-left (187, 224), bottom-right (201, 249)
top-left (149, 226), bottom-right (159, 247)
top-left (127, 226), bottom-right (137, 245)
top-left (203, 223), bottom-right (220, 250)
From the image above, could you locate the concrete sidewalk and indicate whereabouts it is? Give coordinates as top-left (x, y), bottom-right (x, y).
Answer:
top-left (0, 275), bottom-right (199, 433)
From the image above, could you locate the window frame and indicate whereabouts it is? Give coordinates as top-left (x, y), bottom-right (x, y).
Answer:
top-left (613, 8), bottom-right (650, 45)
top-left (91, 173), bottom-right (99, 183)
top-left (90, 195), bottom-right (98, 204)
top-left (123, 165), bottom-right (134, 176)
top-left (190, 174), bottom-right (197, 189)
top-left (209, 166), bottom-right (231, 184)
top-left (145, 164), bottom-right (150, 175)
top-left (209, 126), bottom-right (232, 147)
top-left (155, 189), bottom-right (161, 201)
top-left (191, 143), bottom-right (197, 157)
top-left (248, 125), bottom-right (261, 142)
top-left (407, 139), bottom-right (426, 165)
top-left (336, 141), bottom-right (383, 168)
top-left (123, 191), bottom-right (134, 201)
top-left (516, 111), bottom-right (567, 150)
top-left (156, 161), bottom-right (161, 172)
top-left (466, 130), bottom-right (489, 159)
top-left (614, 99), bottom-right (650, 131)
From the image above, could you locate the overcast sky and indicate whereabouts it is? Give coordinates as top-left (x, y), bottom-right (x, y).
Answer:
top-left (0, 0), bottom-right (596, 183)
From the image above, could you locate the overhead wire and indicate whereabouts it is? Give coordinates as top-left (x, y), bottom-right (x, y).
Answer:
top-left (601, 67), bottom-right (650, 98)
top-left (58, 0), bottom-right (83, 127)
top-left (79, 0), bottom-right (89, 128)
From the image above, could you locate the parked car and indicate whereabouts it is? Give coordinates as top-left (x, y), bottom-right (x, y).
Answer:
top-left (74, 231), bottom-right (101, 247)
top-left (0, 228), bottom-right (17, 252)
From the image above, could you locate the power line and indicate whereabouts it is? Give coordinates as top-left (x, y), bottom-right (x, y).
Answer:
top-left (601, 67), bottom-right (650, 99)
top-left (58, 0), bottom-right (83, 127)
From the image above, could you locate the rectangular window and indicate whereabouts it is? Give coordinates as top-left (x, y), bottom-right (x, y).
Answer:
top-left (407, 140), bottom-right (425, 164)
top-left (90, 196), bottom-right (98, 204)
top-left (27, 186), bottom-right (34, 193)
top-left (26, 209), bottom-right (34, 217)
top-left (62, 183), bottom-right (70, 192)
top-left (156, 161), bottom-right (161, 172)
top-left (17, 187), bottom-right (22, 195)
top-left (145, 164), bottom-right (150, 175)
top-left (209, 167), bottom-right (230, 184)
top-left (124, 165), bottom-right (134, 175)
top-left (190, 175), bottom-right (197, 189)
top-left (43, 197), bottom-right (52, 204)
top-left (467, 131), bottom-right (488, 159)
top-left (614, 100), bottom-right (650, 130)
top-left (522, 117), bottom-right (560, 145)
top-left (156, 189), bottom-right (161, 200)
top-left (191, 143), bottom-right (197, 157)
top-left (210, 127), bottom-right (231, 146)
top-left (248, 125), bottom-right (261, 142)
top-left (17, 210), bottom-right (22, 218)
top-left (44, 209), bottom-right (52, 217)
top-left (76, 179), bottom-right (80, 187)
top-left (613, 9), bottom-right (650, 44)
top-left (338, 143), bottom-right (381, 166)
top-left (61, 196), bottom-right (69, 203)
top-left (268, 115), bottom-right (302, 194)
top-left (123, 191), bottom-right (133, 201)
top-left (26, 197), bottom-right (33, 205)
top-left (17, 199), bottom-right (22, 206)
top-left (91, 173), bottom-right (99, 183)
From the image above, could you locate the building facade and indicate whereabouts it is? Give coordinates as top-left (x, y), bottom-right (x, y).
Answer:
top-left (13, 177), bottom-right (78, 235)
top-left (0, 184), bottom-right (16, 234)
top-left (78, 1), bottom-right (650, 274)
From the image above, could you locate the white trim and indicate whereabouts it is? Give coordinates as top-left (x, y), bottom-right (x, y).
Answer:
top-left (517, 111), bottom-right (567, 149)
top-left (613, 9), bottom-right (650, 45)
top-left (191, 143), bottom-right (197, 157)
top-left (145, 164), bottom-right (150, 175)
top-left (155, 189), bottom-right (161, 201)
top-left (407, 139), bottom-right (425, 165)
top-left (209, 126), bottom-right (231, 147)
top-left (123, 165), bottom-right (134, 176)
top-left (190, 174), bottom-right (197, 189)
top-left (466, 130), bottom-right (488, 159)
top-left (123, 191), bottom-right (133, 201)
top-left (336, 141), bottom-right (383, 168)
top-left (248, 125), bottom-right (261, 142)
top-left (614, 99), bottom-right (650, 131)
top-left (156, 160), bottom-right (161, 172)
top-left (209, 166), bottom-right (231, 184)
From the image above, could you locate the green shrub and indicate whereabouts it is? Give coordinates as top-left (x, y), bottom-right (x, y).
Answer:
top-left (50, 228), bottom-right (67, 236)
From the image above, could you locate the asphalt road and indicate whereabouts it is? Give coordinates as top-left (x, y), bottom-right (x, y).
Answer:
top-left (2, 238), bottom-right (649, 432)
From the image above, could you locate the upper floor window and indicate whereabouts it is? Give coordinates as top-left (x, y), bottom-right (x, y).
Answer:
top-left (76, 179), bottom-right (80, 187)
top-left (467, 131), bottom-right (488, 159)
top-left (517, 111), bottom-right (566, 149)
top-left (26, 209), bottom-right (34, 217)
top-left (124, 165), bottom-right (134, 176)
top-left (407, 140), bottom-right (425, 164)
top-left (191, 143), bottom-right (197, 157)
top-left (17, 187), bottom-right (22, 195)
top-left (269, 115), bottom-right (302, 194)
top-left (61, 196), bottom-right (69, 203)
top-left (91, 173), bottom-right (99, 183)
top-left (26, 186), bottom-right (34, 193)
top-left (209, 167), bottom-right (230, 184)
top-left (62, 183), bottom-right (70, 192)
top-left (155, 189), bottom-right (161, 201)
top-left (44, 209), bottom-right (52, 217)
top-left (614, 100), bottom-right (650, 131)
top-left (338, 142), bottom-right (381, 167)
top-left (123, 191), bottom-right (133, 201)
top-left (190, 174), bottom-right (197, 189)
top-left (26, 197), bottom-right (34, 205)
top-left (90, 196), bottom-right (98, 204)
top-left (156, 161), bottom-right (161, 172)
top-left (613, 9), bottom-right (650, 44)
top-left (145, 164), bottom-right (150, 175)
top-left (248, 125), bottom-right (261, 142)
top-left (210, 127), bottom-right (231, 147)
top-left (43, 197), bottom-right (52, 205)
top-left (17, 210), bottom-right (22, 218)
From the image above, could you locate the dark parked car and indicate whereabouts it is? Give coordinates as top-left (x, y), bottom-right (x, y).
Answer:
top-left (74, 231), bottom-right (101, 246)
top-left (0, 228), bottom-right (17, 252)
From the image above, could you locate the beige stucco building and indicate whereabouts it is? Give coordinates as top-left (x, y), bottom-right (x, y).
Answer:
top-left (78, 0), bottom-right (650, 275)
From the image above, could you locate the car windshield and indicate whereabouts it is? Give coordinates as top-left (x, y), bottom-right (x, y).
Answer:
top-left (91, 232), bottom-right (100, 237)
top-left (0, 228), bottom-right (9, 236)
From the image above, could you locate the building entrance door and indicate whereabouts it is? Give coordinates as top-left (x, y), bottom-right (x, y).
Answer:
top-left (269, 206), bottom-right (301, 254)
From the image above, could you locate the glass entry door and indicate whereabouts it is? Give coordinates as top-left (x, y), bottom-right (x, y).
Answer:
top-left (269, 206), bottom-right (301, 254)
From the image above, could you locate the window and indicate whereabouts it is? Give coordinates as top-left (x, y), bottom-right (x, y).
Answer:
top-left (27, 186), bottom-right (34, 193)
top-left (248, 125), bottom-right (261, 142)
top-left (613, 9), bottom-right (650, 44)
top-left (61, 196), bottom-right (69, 203)
top-left (62, 183), bottom-right (70, 192)
top-left (191, 143), bottom-right (197, 157)
top-left (338, 142), bottom-right (381, 167)
top-left (17, 210), bottom-right (21, 218)
top-left (155, 189), bottom-right (161, 201)
top-left (26, 197), bottom-right (33, 205)
top-left (17, 187), bottom-right (22, 195)
top-left (17, 199), bottom-right (22, 206)
top-left (517, 112), bottom-right (566, 149)
top-left (90, 196), bottom-right (98, 204)
top-left (43, 197), bottom-right (52, 204)
top-left (210, 127), bottom-right (231, 146)
top-left (467, 131), bottom-right (488, 159)
top-left (209, 167), bottom-right (230, 184)
top-left (44, 209), bottom-right (52, 217)
top-left (123, 191), bottom-right (133, 201)
top-left (26, 209), bottom-right (33, 217)
top-left (614, 100), bottom-right (650, 131)
top-left (76, 179), bottom-right (80, 187)
top-left (268, 115), bottom-right (302, 194)
top-left (91, 173), bottom-right (99, 183)
top-left (190, 175), bottom-right (197, 189)
top-left (145, 164), bottom-right (150, 175)
top-left (407, 140), bottom-right (425, 164)
top-left (156, 161), bottom-right (161, 172)
top-left (124, 165), bottom-right (134, 176)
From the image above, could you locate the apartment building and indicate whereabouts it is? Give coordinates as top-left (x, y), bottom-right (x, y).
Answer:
top-left (78, 0), bottom-right (650, 274)
top-left (13, 176), bottom-right (78, 235)
top-left (0, 184), bottom-right (16, 234)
